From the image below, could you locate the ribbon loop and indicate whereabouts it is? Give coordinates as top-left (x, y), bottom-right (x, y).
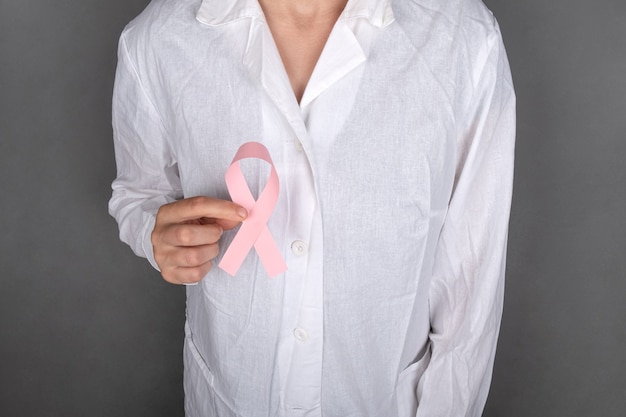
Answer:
top-left (218, 142), bottom-right (287, 277)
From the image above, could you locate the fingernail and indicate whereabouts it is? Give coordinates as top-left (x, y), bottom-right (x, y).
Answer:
top-left (237, 208), bottom-right (248, 219)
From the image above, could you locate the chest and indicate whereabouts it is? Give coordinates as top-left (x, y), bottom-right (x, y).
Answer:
top-left (154, 21), bottom-right (460, 209)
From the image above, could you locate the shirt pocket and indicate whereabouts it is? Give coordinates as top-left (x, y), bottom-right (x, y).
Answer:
top-left (184, 323), bottom-right (218, 416)
top-left (395, 343), bottom-right (431, 417)
top-left (183, 323), bottom-right (245, 417)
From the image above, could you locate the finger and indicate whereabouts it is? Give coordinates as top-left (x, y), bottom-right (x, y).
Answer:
top-left (215, 218), bottom-right (245, 231)
top-left (159, 196), bottom-right (247, 224)
top-left (162, 222), bottom-right (223, 247)
top-left (162, 260), bottom-right (214, 285)
top-left (175, 261), bottom-right (214, 284)
top-left (197, 217), bottom-right (244, 230)
top-left (170, 244), bottom-right (220, 268)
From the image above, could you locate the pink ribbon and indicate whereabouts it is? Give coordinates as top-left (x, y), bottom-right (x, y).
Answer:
top-left (219, 142), bottom-right (287, 277)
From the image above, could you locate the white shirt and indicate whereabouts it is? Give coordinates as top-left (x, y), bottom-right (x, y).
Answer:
top-left (109, 0), bottom-right (516, 416)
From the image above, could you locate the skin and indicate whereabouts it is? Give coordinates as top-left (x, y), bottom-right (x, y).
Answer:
top-left (259, 0), bottom-right (347, 102)
top-left (152, 0), bottom-right (347, 284)
top-left (152, 197), bottom-right (247, 284)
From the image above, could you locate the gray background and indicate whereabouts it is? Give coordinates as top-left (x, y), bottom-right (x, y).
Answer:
top-left (0, 0), bottom-right (624, 416)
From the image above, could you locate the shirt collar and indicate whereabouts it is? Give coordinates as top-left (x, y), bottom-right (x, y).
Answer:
top-left (196, 0), bottom-right (394, 28)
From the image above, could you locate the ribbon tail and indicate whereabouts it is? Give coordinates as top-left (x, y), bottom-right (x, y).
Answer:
top-left (218, 222), bottom-right (261, 276)
top-left (254, 227), bottom-right (287, 278)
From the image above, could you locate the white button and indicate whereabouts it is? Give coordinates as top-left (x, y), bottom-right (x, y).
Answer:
top-left (293, 327), bottom-right (308, 342)
top-left (291, 240), bottom-right (307, 256)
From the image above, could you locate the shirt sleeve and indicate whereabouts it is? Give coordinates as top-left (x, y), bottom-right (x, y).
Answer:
top-left (108, 33), bottom-right (182, 270)
top-left (415, 20), bottom-right (516, 417)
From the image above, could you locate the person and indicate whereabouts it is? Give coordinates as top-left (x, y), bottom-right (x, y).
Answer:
top-left (109, 0), bottom-right (516, 415)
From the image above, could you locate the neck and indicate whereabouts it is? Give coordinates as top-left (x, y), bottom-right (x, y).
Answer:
top-left (258, 0), bottom-right (347, 27)
top-left (257, 0), bottom-right (349, 103)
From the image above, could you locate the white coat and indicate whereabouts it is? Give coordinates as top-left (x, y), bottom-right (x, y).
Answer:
top-left (109, 0), bottom-right (516, 415)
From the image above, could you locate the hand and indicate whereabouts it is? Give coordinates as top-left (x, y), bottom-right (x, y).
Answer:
top-left (151, 196), bottom-right (247, 285)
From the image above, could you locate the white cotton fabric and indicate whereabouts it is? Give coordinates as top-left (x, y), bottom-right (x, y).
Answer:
top-left (108, 0), bottom-right (516, 416)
